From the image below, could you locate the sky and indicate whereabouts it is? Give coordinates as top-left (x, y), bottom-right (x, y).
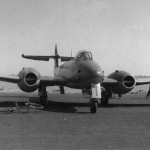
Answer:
top-left (0, 0), bottom-right (150, 76)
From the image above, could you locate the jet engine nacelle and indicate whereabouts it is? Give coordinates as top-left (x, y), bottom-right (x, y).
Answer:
top-left (108, 70), bottom-right (136, 94)
top-left (17, 67), bottom-right (41, 92)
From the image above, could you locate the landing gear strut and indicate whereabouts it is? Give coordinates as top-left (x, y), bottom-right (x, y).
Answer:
top-left (101, 90), bottom-right (111, 106)
top-left (38, 84), bottom-right (47, 106)
top-left (89, 83), bottom-right (101, 113)
top-left (60, 85), bottom-right (65, 94)
top-left (89, 98), bottom-right (99, 113)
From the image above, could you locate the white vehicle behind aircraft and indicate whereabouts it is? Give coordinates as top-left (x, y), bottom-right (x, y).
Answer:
top-left (0, 45), bottom-right (150, 113)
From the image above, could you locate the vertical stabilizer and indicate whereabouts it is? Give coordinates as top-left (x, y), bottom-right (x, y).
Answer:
top-left (71, 49), bottom-right (72, 57)
top-left (54, 44), bottom-right (59, 68)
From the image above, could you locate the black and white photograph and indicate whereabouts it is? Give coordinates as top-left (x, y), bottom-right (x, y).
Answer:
top-left (0, 0), bottom-right (150, 149)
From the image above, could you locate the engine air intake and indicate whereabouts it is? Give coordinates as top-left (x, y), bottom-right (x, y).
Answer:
top-left (124, 76), bottom-right (135, 88)
top-left (25, 73), bottom-right (37, 85)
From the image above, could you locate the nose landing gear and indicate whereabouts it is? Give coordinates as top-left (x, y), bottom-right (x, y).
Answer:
top-left (89, 83), bottom-right (101, 113)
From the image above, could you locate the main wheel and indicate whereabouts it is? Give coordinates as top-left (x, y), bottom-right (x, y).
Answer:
top-left (101, 91), bottom-right (109, 106)
top-left (90, 101), bottom-right (98, 113)
top-left (101, 97), bottom-right (109, 106)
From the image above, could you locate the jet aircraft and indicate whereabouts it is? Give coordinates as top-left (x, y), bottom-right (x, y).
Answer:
top-left (0, 45), bottom-right (150, 113)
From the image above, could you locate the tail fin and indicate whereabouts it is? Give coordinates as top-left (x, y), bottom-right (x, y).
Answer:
top-left (54, 44), bottom-right (59, 68)
top-left (22, 45), bottom-right (74, 67)
top-left (71, 49), bottom-right (72, 57)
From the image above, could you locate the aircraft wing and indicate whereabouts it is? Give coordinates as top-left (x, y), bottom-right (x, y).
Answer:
top-left (0, 75), bottom-right (20, 83)
top-left (40, 76), bottom-right (69, 86)
top-left (102, 77), bottom-right (150, 86)
top-left (136, 81), bottom-right (150, 86)
top-left (22, 54), bottom-right (74, 62)
top-left (0, 74), bottom-right (69, 86)
top-left (102, 77), bottom-right (118, 86)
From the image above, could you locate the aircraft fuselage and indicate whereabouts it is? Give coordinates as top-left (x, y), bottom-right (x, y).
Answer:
top-left (54, 59), bottom-right (104, 89)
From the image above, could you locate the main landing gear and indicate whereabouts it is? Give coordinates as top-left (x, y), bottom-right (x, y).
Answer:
top-left (38, 84), bottom-right (47, 106)
top-left (101, 90), bottom-right (110, 106)
top-left (89, 98), bottom-right (99, 113)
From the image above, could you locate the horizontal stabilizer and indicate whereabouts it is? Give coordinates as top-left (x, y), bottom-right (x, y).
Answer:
top-left (22, 54), bottom-right (74, 62)
top-left (60, 56), bottom-right (74, 62)
top-left (22, 54), bottom-right (55, 61)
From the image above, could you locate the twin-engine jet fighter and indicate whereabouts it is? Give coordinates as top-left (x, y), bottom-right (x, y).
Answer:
top-left (0, 45), bottom-right (150, 113)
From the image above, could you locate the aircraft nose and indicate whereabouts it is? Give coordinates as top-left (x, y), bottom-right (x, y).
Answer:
top-left (87, 62), bottom-right (104, 79)
top-left (78, 61), bottom-right (104, 81)
top-left (96, 70), bottom-right (102, 78)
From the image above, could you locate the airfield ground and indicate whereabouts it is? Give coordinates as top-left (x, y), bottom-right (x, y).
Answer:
top-left (0, 93), bottom-right (150, 150)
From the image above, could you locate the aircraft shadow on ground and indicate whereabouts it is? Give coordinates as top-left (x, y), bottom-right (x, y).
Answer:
top-left (1, 96), bottom-right (150, 114)
top-left (29, 97), bottom-right (150, 113)
top-left (0, 101), bottom-right (26, 107)
top-left (29, 97), bottom-right (91, 114)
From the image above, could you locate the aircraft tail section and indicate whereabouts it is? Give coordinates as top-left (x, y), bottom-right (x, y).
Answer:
top-left (22, 45), bottom-right (74, 68)
top-left (54, 44), bottom-right (59, 68)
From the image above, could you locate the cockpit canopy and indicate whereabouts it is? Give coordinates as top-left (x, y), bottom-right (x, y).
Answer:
top-left (74, 50), bottom-right (93, 61)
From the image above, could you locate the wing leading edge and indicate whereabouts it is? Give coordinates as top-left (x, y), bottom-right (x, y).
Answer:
top-left (40, 76), bottom-right (69, 86)
top-left (0, 74), bottom-right (69, 86)
top-left (0, 75), bottom-right (20, 83)
top-left (0, 75), bottom-right (150, 92)
top-left (102, 77), bottom-right (150, 86)
top-left (102, 77), bottom-right (118, 86)
top-left (136, 81), bottom-right (150, 86)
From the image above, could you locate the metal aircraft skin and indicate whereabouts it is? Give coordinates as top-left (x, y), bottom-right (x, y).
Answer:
top-left (0, 45), bottom-right (150, 113)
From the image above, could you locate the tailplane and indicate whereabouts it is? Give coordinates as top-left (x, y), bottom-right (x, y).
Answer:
top-left (22, 45), bottom-right (74, 68)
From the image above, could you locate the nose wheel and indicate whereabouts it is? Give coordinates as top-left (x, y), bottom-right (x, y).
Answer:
top-left (89, 98), bottom-right (98, 113)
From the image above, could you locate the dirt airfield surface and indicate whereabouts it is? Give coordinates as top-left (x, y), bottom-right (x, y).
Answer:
top-left (0, 93), bottom-right (150, 150)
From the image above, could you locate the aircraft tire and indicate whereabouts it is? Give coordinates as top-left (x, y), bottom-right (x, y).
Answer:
top-left (101, 97), bottom-right (108, 106)
top-left (90, 100), bottom-right (98, 113)
top-left (101, 91), bottom-right (109, 106)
